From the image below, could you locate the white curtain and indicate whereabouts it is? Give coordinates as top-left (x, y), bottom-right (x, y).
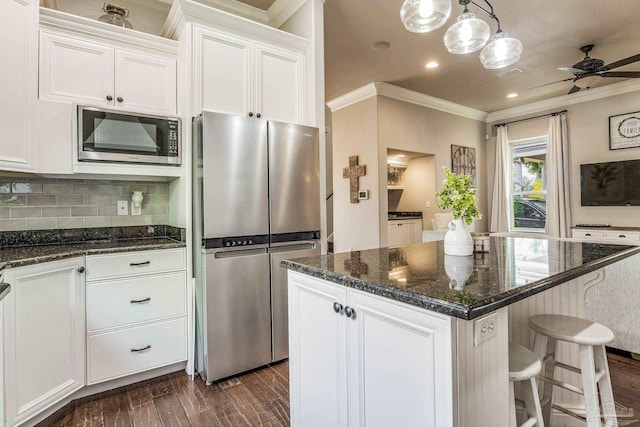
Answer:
top-left (546, 114), bottom-right (572, 237)
top-left (490, 126), bottom-right (510, 232)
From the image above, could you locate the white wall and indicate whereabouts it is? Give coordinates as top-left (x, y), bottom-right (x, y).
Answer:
top-left (377, 96), bottom-right (488, 244)
top-left (394, 155), bottom-right (437, 230)
top-left (487, 89), bottom-right (640, 228)
top-left (332, 97), bottom-right (380, 252)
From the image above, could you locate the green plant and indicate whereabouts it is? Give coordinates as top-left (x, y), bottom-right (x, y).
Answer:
top-left (435, 167), bottom-right (482, 226)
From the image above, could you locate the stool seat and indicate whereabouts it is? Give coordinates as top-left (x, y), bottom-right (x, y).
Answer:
top-left (529, 314), bottom-right (614, 346)
top-left (509, 343), bottom-right (542, 381)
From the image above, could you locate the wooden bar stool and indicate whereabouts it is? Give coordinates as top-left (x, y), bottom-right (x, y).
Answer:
top-left (509, 343), bottom-right (545, 427)
top-left (529, 314), bottom-right (617, 427)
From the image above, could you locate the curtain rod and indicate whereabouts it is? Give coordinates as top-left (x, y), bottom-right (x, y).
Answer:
top-left (494, 109), bottom-right (567, 127)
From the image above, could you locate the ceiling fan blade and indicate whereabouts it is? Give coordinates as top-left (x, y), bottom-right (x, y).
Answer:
top-left (558, 66), bottom-right (586, 74)
top-left (527, 77), bottom-right (575, 90)
top-left (568, 85), bottom-right (581, 94)
top-left (600, 71), bottom-right (640, 78)
top-left (600, 53), bottom-right (640, 71)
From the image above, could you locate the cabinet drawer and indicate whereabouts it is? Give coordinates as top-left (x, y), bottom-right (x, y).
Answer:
top-left (603, 231), bottom-right (640, 241)
top-left (87, 317), bottom-right (187, 384)
top-left (86, 248), bottom-right (185, 280)
top-left (572, 230), bottom-right (605, 238)
top-left (86, 271), bottom-right (186, 332)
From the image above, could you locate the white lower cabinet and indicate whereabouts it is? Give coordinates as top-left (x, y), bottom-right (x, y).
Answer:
top-left (288, 271), bottom-right (453, 427)
top-left (85, 248), bottom-right (187, 385)
top-left (572, 228), bottom-right (640, 242)
top-left (3, 257), bottom-right (85, 427)
top-left (388, 219), bottom-right (422, 247)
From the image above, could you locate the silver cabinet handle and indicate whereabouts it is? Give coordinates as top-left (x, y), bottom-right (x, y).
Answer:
top-left (77, 266), bottom-right (85, 273)
top-left (131, 345), bottom-right (151, 353)
top-left (619, 235), bottom-right (626, 238)
top-left (130, 261), bottom-right (151, 267)
top-left (130, 297), bottom-right (151, 304)
top-left (106, 95), bottom-right (113, 101)
top-left (333, 302), bottom-right (343, 314)
top-left (344, 306), bottom-right (355, 319)
top-left (585, 233), bottom-right (591, 236)
top-left (117, 96), bottom-right (124, 103)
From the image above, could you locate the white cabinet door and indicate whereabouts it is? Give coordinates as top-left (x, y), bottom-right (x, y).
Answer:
top-left (39, 30), bottom-right (114, 107)
top-left (3, 257), bottom-right (85, 427)
top-left (0, 0), bottom-right (38, 172)
top-left (255, 43), bottom-right (303, 124)
top-left (288, 272), bottom-right (349, 427)
top-left (388, 219), bottom-right (423, 247)
top-left (115, 48), bottom-right (177, 115)
top-left (347, 290), bottom-right (453, 427)
top-left (195, 27), bottom-right (252, 116)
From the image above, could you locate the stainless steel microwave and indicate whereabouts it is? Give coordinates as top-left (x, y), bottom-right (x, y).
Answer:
top-left (78, 106), bottom-right (181, 165)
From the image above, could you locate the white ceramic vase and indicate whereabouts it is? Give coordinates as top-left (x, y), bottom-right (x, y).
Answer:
top-left (444, 254), bottom-right (474, 290)
top-left (444, 218), bottom-right (473, 256)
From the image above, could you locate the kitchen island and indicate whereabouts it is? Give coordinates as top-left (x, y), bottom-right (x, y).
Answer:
top-left (282, 236), bottom-right (640, 427)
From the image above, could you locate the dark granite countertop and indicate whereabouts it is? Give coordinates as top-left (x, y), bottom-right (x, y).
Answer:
top-left (0, 282), bottom-right (10, 302)
top-left (281, 236), bottom-right (640, 320)
top-left (0, 225), bottom-right (186, 271)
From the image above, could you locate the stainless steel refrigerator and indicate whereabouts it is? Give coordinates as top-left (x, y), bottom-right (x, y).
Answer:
top-left (193, 111), bottom-right (320, 385)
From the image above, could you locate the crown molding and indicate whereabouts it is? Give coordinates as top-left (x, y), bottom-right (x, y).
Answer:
top-left (375, 82), bottom-right (487, 121)
top-left (40, 7), bottom-right (178, 55)
top-left (162, 0), bottom-right (308, 50)
top-left (326, 83), bottom-right (378, 112)
top-left (487, 79), bottom-right (640, 123)
top-left (268, 0), bottom-right (308, 28)
top-left (327, 82), bottom-right (488, 121)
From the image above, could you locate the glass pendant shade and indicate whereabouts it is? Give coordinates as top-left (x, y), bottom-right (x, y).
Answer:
top-left (480, 32), bottom-right (523, 69)
top-left (444, 11), bottom-right (490, 54)
top-left (400, 0), bottom-right (452, 33)
top-left (98, 3), bottom-right (133, 29)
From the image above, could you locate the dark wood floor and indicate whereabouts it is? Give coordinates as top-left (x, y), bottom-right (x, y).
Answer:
top-left (46, 353), bottom-right (640, 427)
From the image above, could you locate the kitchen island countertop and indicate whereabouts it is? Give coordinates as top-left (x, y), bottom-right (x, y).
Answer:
top-left (282, 236), bottom-right (640, 320)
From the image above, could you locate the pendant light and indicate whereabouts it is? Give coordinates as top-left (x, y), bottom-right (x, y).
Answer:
top-left (400, 0), bottom-right (452, 33)
top-left (480, 31), bottom-right (522, 69)
top-left (444, 7), bottom-right (490, 54)
top-left (401, 0), bottom-right (523, 69)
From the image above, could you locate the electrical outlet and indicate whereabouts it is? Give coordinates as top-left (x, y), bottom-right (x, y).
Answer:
top-left (117, 200), bottom-right (128, 216)
top-left (474, 312), bottom-right (498, 347)
top-left (426, 200), bottom-right (431, 208)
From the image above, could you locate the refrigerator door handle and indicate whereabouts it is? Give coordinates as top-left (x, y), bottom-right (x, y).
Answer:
top-left (213, 248), bottom-right (268, 259)
top-left (268, 243), bottom-right (316, 253)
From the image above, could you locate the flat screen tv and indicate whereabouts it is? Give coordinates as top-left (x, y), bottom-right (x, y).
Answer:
top-left (580, 159), bottom-right (640, 206)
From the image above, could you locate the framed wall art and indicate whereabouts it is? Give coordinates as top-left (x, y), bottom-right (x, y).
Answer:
top-left (451, 144), bottom-right (476, 186)
top-left (609, 111), bottom-right (640, 150)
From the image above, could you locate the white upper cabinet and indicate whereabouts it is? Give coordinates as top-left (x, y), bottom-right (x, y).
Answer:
top-left (0, 0), bottom-right (38, 173)
top-left (40, 30), bottom-right (176, 115)
top-left (39, 31), bottom-right (114, 107)
top-left (115, 48), bottom-right (177, 114)
top-left (39, 23), bottom-right (177, 116)
top-left (255, 43), bottom-right (304, 124)
top-left (194, 25), bottom-right (305, 124)
top-left (195, 27), bottom-right (252, 117)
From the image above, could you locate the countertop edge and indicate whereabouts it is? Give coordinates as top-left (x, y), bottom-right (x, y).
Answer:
top-left (0, 240), bottom-right (186, 272)
top-left (0, 282), bottom-right (10, 302)
top-left (281, 245), bottom-right (640, 321)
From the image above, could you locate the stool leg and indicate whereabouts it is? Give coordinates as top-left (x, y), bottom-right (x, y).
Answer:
top-left (522, 377), bottom-right (545, 427)
top-left (579, 344), bottom-right (602, 427)
top-left (593, 345), bottom-right (617, 426)
top-left (510, 380), bottom-right (517, 427)
top-left (535, 335), bottom-right (556, 427)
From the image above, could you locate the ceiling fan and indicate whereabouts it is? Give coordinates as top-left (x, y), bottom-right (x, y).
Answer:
top-left (534, 45), bottom-right (640, 94)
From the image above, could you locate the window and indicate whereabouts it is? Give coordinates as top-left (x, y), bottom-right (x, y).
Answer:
top-left (509, 137), bottom-right (547, 231)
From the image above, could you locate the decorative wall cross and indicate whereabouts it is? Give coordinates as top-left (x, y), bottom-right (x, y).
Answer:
top-left (342, 155), bottom-right (366, 203)
top-left (344, 251), bottom-right (368, 278)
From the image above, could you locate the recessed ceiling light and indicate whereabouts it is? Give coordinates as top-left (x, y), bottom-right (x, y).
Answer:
top-left (507, 93), bottom-right (518, 98)
top-left (371, 41), bottom-right (391, 51)
top-left (426, 61), bottom-right (439, 69)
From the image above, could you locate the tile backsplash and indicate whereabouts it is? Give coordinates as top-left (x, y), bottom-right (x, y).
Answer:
top-left (0, 177), bottom-right (170, 231)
